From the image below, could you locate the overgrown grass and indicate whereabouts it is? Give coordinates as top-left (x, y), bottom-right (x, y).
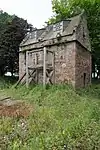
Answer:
top-left (0, 78), bottom-right (100, 149)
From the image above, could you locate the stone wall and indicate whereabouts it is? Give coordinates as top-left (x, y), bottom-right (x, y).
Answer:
top-left (19, 52), bottom-right (26, 80)
top-left (19, 42), bottom-right (76, 87)
top-left (19, 41), bottom-right (91, 88)
top-left (75, 42), bottom-right (91, 88)
top-left (19, 13), bottom-right (91, 88)
top-left (49, 42), bottom-right (76, 86)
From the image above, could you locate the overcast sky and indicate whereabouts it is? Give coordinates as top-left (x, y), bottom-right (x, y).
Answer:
top-left (0, 0), bottom-right (53, 28)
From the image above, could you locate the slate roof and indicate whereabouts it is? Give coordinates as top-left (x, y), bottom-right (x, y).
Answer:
top-left (20, 14), bottom-right (81, 47)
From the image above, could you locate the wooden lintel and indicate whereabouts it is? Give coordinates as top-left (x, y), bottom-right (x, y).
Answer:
top-left (28, 49), bottom-right (43, 54)
top-left (47, 50), bottom-right (54, 54)
top-left (28, 64), bottom-right (43, 70)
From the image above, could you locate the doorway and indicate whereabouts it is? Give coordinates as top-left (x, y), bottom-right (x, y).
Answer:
top-left (83, 73), bottom-right (86, 87)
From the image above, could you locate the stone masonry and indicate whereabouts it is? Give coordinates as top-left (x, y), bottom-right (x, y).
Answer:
top-left (19, 13), bottom-right (91, 88)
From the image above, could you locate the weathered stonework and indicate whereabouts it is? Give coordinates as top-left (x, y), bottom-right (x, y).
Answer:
top-left (19, 13), bottom-right (91, 88)
top-left (19, 52), bottom-right (26, 82)
top-left (75, 42), bottom-right (91, 88)
top-left (48, 42), bottom-right (76, 86)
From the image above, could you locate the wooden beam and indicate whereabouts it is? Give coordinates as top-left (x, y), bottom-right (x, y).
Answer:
top-left (26, 51), bottom-right (29, 87)
top-left (52, 52), bottom-right (55, 84)
top-left (43, 47), bottom-right (47, 87)
top-left (28, 64), bottom-right (43, 70)
top-left (28, 69), bottom-right (36, 77)
top-left (47, 50), bottom-right (53, 54)
top-left (28, 49), bottom-right (43, 54)
top-left (0, 97), bottom-right (11, 101)
top-left (14, 72), bottom-right (26, 88)
top-left (29, 71), bottom-right (37, 84)
top-left (35, 53), bottom-right (38, 64)
top-left (46, 70), bottom-right (53, 84)
top-left (35, 53), bottom-right (38, 83)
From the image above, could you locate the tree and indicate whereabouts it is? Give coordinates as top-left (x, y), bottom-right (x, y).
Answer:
top-left (0, 11), bottom-right (13, 75)
top-left (3, 16), bottom-right (29, 76)
top-left (49, 0), bottom-right (100, 77)
top-left (0, 11), bottom-right (30, 76)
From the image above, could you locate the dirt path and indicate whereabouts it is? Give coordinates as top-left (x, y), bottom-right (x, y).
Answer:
top-left (0, 97), bottom-right (33, 118)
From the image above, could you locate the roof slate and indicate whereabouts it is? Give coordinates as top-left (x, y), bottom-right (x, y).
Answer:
top-left (20, 14), bottom-right (81, 47)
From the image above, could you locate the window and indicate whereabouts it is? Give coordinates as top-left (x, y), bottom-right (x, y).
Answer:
top-left (53, 22), bottom-right (63, 32)
top-left (30, 31), bottom-right (37, 39)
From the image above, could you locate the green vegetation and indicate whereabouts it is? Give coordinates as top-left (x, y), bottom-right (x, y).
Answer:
top-left (0, 10), bottom-right (30, 76)
top-left (0, 78), bottom-right (100, 149)
top-left (0, 2), bottom-right (100, 148)
top-left (49, 0), bottom-right (100, 77)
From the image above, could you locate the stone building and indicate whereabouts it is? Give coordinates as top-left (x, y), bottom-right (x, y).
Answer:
top-left (19, 13), bottom-right (91, 88)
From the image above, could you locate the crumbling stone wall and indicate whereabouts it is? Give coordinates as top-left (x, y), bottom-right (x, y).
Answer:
top-left (19, 52), bottom-right (26, 80)
top-left (48, 42), bottom-right (76, 87)
top-left (19, 13), bottom-right (92, 88)
top-left (19, 42), bottom-right (76, 86)
top-left (75, 42), bottom-right (91, 88)
top-left (19, 41), bottom-right (91, 88)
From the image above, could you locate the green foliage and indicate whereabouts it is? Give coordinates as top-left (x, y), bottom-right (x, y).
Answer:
top-left (0, 77), bottom-right (17, 89)
top-left (0, 81), bottom-right (100, 149)
top-left (49, 0), bottom-right (100, 76)
top-left (0, 10), bottom-right (30, 76)
top-left (0, 11), bottom-right (13, 75)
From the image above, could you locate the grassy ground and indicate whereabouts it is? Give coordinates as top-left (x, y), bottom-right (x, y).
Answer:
top-left (0, 77), bottom-right (100, 150)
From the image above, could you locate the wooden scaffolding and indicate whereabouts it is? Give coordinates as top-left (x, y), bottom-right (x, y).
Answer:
top-left (26, 47), bottom-right (55, 87)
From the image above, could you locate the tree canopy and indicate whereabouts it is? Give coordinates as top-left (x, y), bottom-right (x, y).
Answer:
top-left (49, 0), bottom-right (100, 77)
top-left (0, 11), bottom-right (30, 76)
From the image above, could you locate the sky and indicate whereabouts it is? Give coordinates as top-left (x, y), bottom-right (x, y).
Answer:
top-left (0, 0), bottom-right (53, 28)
